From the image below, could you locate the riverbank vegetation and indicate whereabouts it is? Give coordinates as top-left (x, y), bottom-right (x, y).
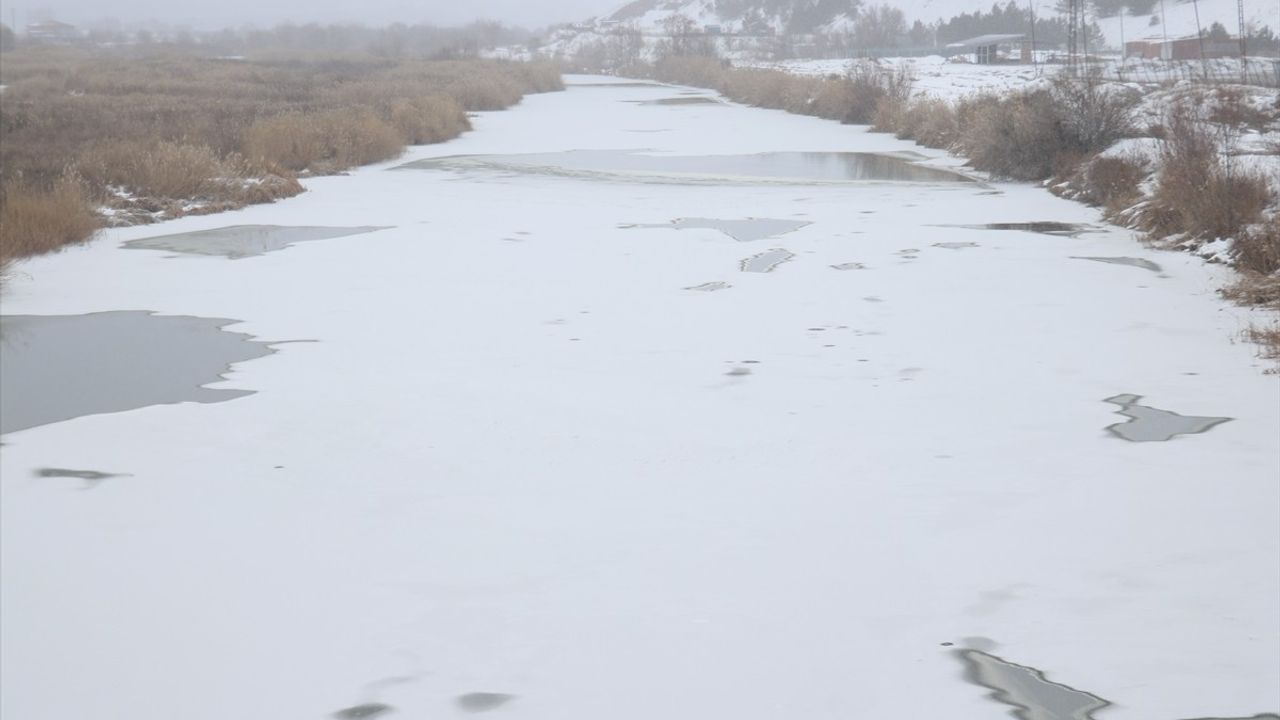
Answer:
top-left (0, 46), bottom-right (561, 273)
top-left (642, 55), bottom-right (1280, 361)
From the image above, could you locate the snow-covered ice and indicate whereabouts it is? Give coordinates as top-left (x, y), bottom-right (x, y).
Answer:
top-left (1, 75), bottom-right (1277, 720)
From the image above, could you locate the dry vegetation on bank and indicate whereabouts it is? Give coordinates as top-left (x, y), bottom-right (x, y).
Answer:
top-left (0, 48), bottom-right (561, 272)
top-left (645, 55), bottom-right (1280, 362)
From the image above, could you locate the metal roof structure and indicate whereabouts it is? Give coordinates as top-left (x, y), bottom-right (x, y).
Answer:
top-left (945, 33), bottom-right (1026, 49)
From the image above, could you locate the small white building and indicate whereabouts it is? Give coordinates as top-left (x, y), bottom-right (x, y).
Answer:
top-left (26, 20), bottom-right (80, 43)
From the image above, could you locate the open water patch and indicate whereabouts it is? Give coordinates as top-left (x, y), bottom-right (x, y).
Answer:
top-left (332, 703), bottom-right (394, 719)
top-left (457, 693), bottom-right (515, 713)
top-left (570, 81), bottom-right (662, 88)
top-left (395, 150), bottom-right (976, 185)
top-left (740, 249), bottom-right (795, 273)
top-left (0, 311), bottom-right (277, 435)
top-left (959, 648), bottom-right (1110, 720)
top-left (1072, 256), bottom-right (1162, 272)
top-left (933, 221), bottom-right (1090, 236)
top-left (124, 225), bottom-right (390, 259)
top-left (634, 96), bottom-right (723, 106)
top-left (959, 646), bottom-right (1279, 720)
top-left (1103, 394), bottom-right (1232, 442)
top-left (626, 217), bottom-right (810, 242)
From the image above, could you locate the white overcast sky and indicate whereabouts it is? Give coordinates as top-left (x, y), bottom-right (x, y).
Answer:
top-left (13, 0), bottom-right (625, 29)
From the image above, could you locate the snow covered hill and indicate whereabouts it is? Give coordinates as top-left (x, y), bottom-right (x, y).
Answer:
top-left (574, 0), bottom-right (1278, 49)
top-left (894, 0), bottom-right (1277, 47)
top-left (596, 0), bottom-right (861, 35)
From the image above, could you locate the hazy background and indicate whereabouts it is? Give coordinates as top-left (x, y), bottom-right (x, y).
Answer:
top-left (9, 0), bottom-right (622, 29)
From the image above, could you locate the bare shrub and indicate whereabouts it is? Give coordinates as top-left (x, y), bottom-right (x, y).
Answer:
top-left (1080, 155), bottom-right (1149, 214)
top-left (0, 176), bottom-right (99, 270)
top-left (841, 61), bottom-right (911, 125)
top-left (1230, 215), bottom-right (1280, 276)
top-left (1142, 105), bottom-right (1271, 241)
top-left (1206, 86), bottom-right (1277, 132)
top-left (1050, 75), bottom-right (1136, 154)
top-left (720, 68), bottom-right (799, 110)
top-left (1242, 324), bottom-right (1280, 370)
top-left (958, 76), bottom-right (1135, 181)
top-left (958, 90), bottom-right (1065, 180)
top-left (877, 95), bottom-right (958, 149)
top-left (808, 76), bottom-right (856, 120)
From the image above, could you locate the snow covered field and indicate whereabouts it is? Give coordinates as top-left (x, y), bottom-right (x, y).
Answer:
top-left (750, 55), bottom-right (1053, 99)
top-left (1, 76), bottom-right (1277, 719)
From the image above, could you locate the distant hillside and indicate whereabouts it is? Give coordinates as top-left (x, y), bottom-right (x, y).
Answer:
top-left (598, 0), bottom-right (862, 35)
top-left (565, 0), bottom-right (1278, 50)
top-left (908, 0), bottom-right (1278, 46)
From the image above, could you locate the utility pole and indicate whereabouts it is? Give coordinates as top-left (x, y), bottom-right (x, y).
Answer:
top-left (1068, 0), bottom-right (1079, 73)
top-left (1119, 8), bottom-right (1126, 81)
top-left (1028, 0), bottom-right (1039, 75)
top-left (1080, 0), bottom-right (1091, 75)
top-left (1159, 0), bottom-right (1169, 46)
top-left (1193, 0), bottom-right (1209, 81)
top-left (1237, 0), bottom-right (1247, 57)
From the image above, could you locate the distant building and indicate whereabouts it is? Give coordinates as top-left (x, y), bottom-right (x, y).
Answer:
top-left (946, 33), bottom-right (1032, 64)
top-left (26, 20), bottom-right (80, 43)
top-left (1125, 36), bottom-right (1241, 60)
top-left (703, 24), bottom-right (723, 35)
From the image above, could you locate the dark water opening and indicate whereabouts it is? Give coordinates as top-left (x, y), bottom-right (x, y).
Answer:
top-left (0, 312), bottom-right (276, 434)
top-left (625, 217), bottom-right (810, 242)
top-left (570, 81), bottom-right (662, 88)
top-left (1103, 394), bottom-right (1232, 442)
top-left (959, 648), bottom-right (1110, 720)
top-left (457, 693), bottom-right (515, 712)
top-left (124, 225), bottom-right (390, 259)
top-left (635, 97), bottom-right (722, 106)
top-left (934, 222), bottom-right (1090, 236)
top-left (332, 703), bottom-right (394, 719)
top-left (395, 150), bottom-right (976, 185)
top-left (35, 468), bottom-right (124, 480)
top-left (1072, 256), bottom-right (1163, 272)
top-left (959, 646), bottom-right (1279, 720)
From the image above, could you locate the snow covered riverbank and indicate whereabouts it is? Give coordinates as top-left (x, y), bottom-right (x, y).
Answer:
top-left (1, 76), bottom-right (1277, 720)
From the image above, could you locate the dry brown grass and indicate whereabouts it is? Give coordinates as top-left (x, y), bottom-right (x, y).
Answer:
top-left (651, 56), bottom-right (908, 127)
top-left (875, 95), bottom-right (959, 149)
top-left (386, 96), bottom-right (469, 145)
top-left (955, 91), bottom-right (1064, 180)
top-left (1241, 324), bottom-right (1280, 369)
top-left (1230, 215), bottom-right (1280, 276)
top-left (1206, 86), bottom-right (1278, 133)
top-left (1142, 105), bottom-right (1271, 242)
top-left (1080, 155), bottom-right (1150, 215)
top-left (242, 110), bottom-right (404, 173)
top-left (0, 176), bottom-right (100, 273)
top-left (0, 47), bottom-right (562, 268)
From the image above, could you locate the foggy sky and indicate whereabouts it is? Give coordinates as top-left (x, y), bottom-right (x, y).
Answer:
top-left (13, 0), bottom-right (624, 30)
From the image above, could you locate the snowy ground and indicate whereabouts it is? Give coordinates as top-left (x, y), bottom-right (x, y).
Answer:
top-left (1, 76), bottom-right (1278, 720)
top-left (748, 55), bottom-right (1053, 99)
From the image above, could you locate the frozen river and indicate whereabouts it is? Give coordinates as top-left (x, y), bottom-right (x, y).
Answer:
top-left (2, 76), bottom-right (1277, 719)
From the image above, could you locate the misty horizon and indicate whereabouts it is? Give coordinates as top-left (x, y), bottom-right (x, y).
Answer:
top-left (5, 0), bottom-right (623, 31)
